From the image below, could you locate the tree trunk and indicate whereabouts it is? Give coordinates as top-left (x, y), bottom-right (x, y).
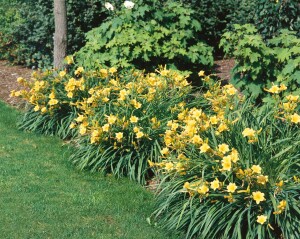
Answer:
top-left (53, 0), bottom-right (67, 69)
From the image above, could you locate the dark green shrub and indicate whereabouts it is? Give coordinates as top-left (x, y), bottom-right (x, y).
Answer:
top-left (184, 0), bottom-right (260, 50)
top-left (225, 0), bottom-right (260, 30)
top-left (182, 0), bottom-right (231, 48)
top-left (1, 0), bottom-right (112, 68)
top-left (173, 0), bottom-right (300, 51)
top-left (13, 1), bottom-right (54, 67)
top-left (255, 0), bottom-right (300, 39)
top-left (0, 0), bottom-right (24, 60)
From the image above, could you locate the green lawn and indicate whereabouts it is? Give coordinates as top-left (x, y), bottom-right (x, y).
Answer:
top-left (0, 101), bottom-right (177, 239)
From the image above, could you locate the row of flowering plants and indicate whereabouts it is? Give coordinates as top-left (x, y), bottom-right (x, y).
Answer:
top-left (68, 66), bottom-right (198, 184)
top-left (149, 75), bottom-right (300, 238)
top-left (11, 58), bottom-right (200, 184)
top-left (11, 57), bottom-right (92, 139)
top-left (11, 60), bottom-right (300, 237)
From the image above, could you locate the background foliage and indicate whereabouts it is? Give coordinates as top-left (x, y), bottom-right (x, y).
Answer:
top-left (76, 0), bottom-right (214, 74)
top-left (254, 0), bottom-right (300, 40)
top-left (0, 0), bottom-right (114, 68)
top-left (0, 0), bottom-right (23, 62)
top-left (182, 0), bottom-right (259, 51)
top-left (220, 24), bottom-right (300, 101)
top-left (2, 0), bottom-right (298, 69)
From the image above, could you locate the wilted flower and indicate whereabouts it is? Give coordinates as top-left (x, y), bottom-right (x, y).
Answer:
top-left (17, 77), bottom-right (24, 83)
top-left (271, 200), bottom-right (287, 215)
top-left (124, 1), bottom-right (134, 9)
top-left (257, 175), bottom-right (268, 185)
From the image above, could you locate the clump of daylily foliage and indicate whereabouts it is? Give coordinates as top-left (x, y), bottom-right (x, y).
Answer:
top-left (11, 57), bottom-right (198, 183)
top-left (12, 59), bottom-right (300, 238)
top-left (150, 75), bottom-right (300, 239)
top-left (68, 65), bottom-right (196, 184)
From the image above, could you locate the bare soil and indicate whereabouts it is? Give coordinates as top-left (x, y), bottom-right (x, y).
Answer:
top-left (0, 60), bottom-right (33, 107)
top-left (214, 58), bottom-right (235, 81)
top-left (0, 59), bottom-right (235, 107)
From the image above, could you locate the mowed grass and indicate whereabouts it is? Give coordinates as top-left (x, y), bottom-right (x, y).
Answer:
top-left (0, 101), bottom-right (177, 239)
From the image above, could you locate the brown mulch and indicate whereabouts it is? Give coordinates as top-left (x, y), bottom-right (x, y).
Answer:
top-left (0, 60), bottom-right (33, 107)
top-left (0, 58), bottom-right (236, 107)
top-left (214, 58), bottom-right (235, 81)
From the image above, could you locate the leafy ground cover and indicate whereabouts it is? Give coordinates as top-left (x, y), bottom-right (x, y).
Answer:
top-left (0, 101), bottom-right (178, 239)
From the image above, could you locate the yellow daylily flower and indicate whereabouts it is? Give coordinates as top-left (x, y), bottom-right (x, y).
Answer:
top-left (227, 183), bottom-right (237, 193)
top-left (256, 215), bottom-right (267, 225)
top-left (252, 191), bottom-right (266, 204)
top-left (242, 128), bottom-right (256, 137)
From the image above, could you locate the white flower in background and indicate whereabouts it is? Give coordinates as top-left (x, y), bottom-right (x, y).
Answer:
top-left (104, 2), bottom-right (114, 11)
top-left (124, 1), bottom-right (135, 9)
